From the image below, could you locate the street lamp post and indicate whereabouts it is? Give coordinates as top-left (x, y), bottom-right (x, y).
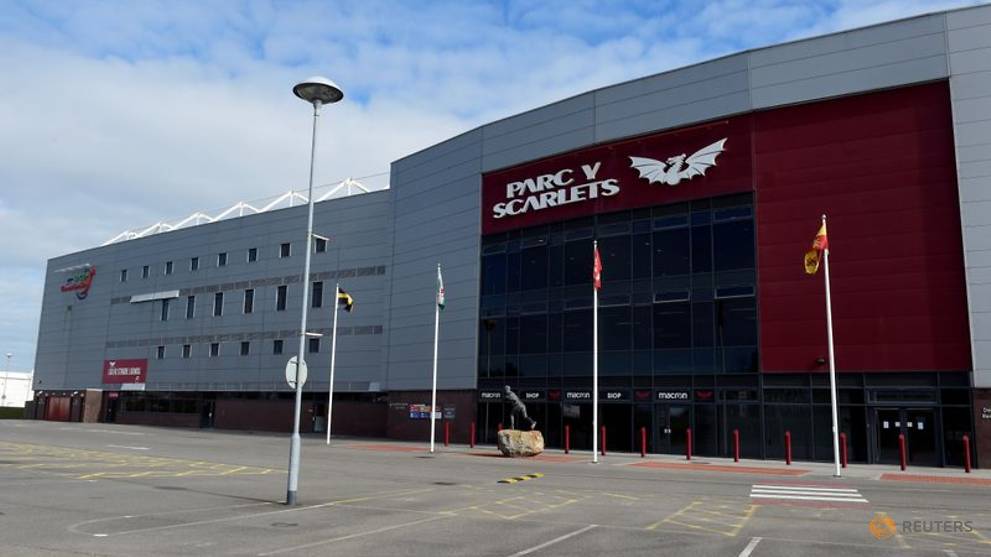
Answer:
top-left (286, 76), bottom-right (343, 506)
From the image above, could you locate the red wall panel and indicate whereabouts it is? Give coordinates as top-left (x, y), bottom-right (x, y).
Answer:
top-left (755, 82), bottom-right (971, 372)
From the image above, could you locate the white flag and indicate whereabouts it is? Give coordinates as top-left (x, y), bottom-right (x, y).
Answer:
top-left (436, 265), bottom-right (445, 310)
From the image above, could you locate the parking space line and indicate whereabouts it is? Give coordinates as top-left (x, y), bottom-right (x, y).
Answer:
top-left (506, 524), bottom-right (597, 557)
top-left (738, 537), bottom-right (762, 557)
top-left (257, 515), bottom-right (449, 556)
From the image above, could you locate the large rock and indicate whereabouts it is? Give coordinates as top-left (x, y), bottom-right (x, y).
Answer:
top-left (497, 429), bottom-right (544, 457)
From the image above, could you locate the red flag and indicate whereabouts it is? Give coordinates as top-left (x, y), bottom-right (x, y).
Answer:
top-left (593, 245), bottom-right (602, 290)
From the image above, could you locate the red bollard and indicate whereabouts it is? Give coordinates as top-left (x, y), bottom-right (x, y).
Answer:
top-left (686, 427), bottom-right (693, 461)
top-left (733, 429), bottom-right (740, 463)
top-left (840, 432), bottom-right (848, 469)
top-left (497, 422), bottom-right (503, 432)
top-left (785, 430), bottom-right (792, 465)
top-left (470, 422), bottom-right (476, 448)
top-left (640, 426), bottom-right (647, 458)
top-left (898, 433), bottom-right (907, 471)
top-left (564, 424), bottom-right (571, 454)
top-left (600, 426), bottom-right (607, 456)
top-left (444, 421), bottom-right (450, 447)
top-left (963, 434), bottom-right (972, 474)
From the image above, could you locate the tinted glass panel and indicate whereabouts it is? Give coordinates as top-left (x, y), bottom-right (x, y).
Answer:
top-left (713, 220), bottom-right (754, 272)
top-left (653, 228), bottom-right (689, 276)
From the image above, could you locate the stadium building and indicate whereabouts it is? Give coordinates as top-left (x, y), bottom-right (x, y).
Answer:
top-left (30, 5), bottom-right (991, 467)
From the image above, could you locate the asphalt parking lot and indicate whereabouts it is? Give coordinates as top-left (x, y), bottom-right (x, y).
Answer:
top-left (1, 420), bottom-right (990, 556)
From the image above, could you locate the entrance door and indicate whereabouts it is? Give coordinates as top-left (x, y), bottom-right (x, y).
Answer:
top-left (874, 408), bottom-right (939, 466)
top-left (905, 408), bottom-right (937, 467)
top-left (656, 405), bottom-right (691, 455)
top-left (875, 409), bottom-right (902, 464)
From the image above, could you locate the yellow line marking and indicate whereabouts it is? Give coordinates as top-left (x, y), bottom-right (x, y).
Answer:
top-left (601, 492), bottom-right (639, 501)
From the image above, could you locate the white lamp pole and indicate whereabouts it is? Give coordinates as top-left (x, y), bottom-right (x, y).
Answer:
top-left (2, 353), bottom-right (10, 408)
top-left (286, 76), bottom-right (343, 506)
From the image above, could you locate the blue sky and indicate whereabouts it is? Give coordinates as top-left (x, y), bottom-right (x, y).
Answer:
top-left (0, 0), bottom-right (984, 371)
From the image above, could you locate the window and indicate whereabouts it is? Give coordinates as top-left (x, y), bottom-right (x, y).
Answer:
top-left (240, 341), bottom-right (250, 356)
top-left (190, 256), bottom-right (199, 271)
top-left (247, 247), bottom-right (258, 263)
top-left (186, 295), bottom-right (195, 319)
top-left (214, 292), bottom-right (224, 316)
top-left (312, 281), bottom-right (323, 308)
top-left (314, 237), bottom-right (327, 253)
top-left (243, 289), bottom-right (254, 314)
top-left (182, 344), bottom-right (191, 359)
top-left (308, 337), bottom-right (320, 353)
top-left (217, 252), bottom-right (228, 267)
top-left (280, 242), bottom-right (291, 258)
top-left (119, 269), bottom-right (127, 283)
top-left (142, 265), bottom-right (150, 279)
top-left (273, 339), bottom-right (284, 355)
top-left (713, 220), bottom-right (754, 272)
top-left (209, 342), bottom-right (220, 357)
top-left (160, 299), bottom-right (170, 322)
top-left (165, 261), bottom-right (173, 275)
top-left (276, 285), bottom-right (287, 311)
top-left (156, 345), bottom-right (166, 359)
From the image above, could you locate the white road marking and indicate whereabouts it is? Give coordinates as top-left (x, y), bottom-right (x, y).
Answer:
top-left (738, 537), bottom-right (762, 557)
top-left (750, 484), bottom-right (868, 505)
top-left (506, 524), bottom-right (598, 557)
top-left (752, 485), bottom-right (858, 493)
top-left (257, 515), bottom-right (449, 556)
top-left (944, 550), bottom-right (959, 557)
top-left (106, 444), bottom-right (150, 451)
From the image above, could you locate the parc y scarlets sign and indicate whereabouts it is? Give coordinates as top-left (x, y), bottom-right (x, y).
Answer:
top-left (481, 117), bottom-right (753, 234)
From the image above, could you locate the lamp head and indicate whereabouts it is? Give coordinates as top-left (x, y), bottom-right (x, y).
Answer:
top-left (293, 76), bottom-right (344, 105)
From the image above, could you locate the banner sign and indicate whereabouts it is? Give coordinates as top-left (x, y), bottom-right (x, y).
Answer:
top-left (102, 359), bottom-right (147, 384)
top-left (481, 118), bottom-right (752, 234)
top-left (61, 266), bottom-right (96, 300)
top-left (656, 390), bottom-right (691, 401)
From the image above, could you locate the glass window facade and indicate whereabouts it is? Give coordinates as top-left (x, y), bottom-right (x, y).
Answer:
top-left (479, 194), bottom-right (757, 381)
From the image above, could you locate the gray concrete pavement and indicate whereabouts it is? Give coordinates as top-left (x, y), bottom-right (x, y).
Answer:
top-left (1, 420), bottom-right (989, 556)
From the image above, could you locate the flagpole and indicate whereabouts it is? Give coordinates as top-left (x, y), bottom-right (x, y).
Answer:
top-left (429, 263), bottom-right (441, 453)
top-left (326, 282), bottom-right (340, 445)
top-left (822, 214), bottom-right (841, 477)
top-left (592, 241), bottom-right (599, 464)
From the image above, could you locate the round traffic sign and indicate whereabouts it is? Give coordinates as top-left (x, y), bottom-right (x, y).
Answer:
top-left (285, 356), bottom-right (308, 389)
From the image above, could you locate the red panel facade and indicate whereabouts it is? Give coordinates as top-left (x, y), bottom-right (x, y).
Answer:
top-left (755, 82), bottom-right (971, 372)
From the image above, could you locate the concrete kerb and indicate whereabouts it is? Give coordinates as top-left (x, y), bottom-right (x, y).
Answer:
top-left (328, 436), bottom-right (991, 483)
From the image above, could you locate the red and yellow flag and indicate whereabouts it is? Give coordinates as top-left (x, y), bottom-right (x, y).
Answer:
top-left (593, 245), bottom-right (602, 290)
top-left (804, 221), bottom-right (829, 275)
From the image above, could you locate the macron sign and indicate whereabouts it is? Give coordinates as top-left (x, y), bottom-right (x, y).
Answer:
top-left (481, 119), bottom-right (752, 234)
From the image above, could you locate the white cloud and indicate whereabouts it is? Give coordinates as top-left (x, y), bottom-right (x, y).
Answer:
top-left (0, 0), bottom-right (985, 369)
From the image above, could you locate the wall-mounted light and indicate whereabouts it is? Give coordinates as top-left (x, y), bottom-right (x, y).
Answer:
top-left (815, 357), bottom-right (827, 365)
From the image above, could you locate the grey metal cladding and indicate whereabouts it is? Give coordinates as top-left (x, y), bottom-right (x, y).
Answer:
top-left (34, 190), bottom-right (392, 391)
top-left (948, 3), bottom-right (991, 388)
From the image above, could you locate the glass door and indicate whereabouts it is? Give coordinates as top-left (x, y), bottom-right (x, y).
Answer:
top-left (874, 409), bottom-right (902, 464)
top-left (905, 408), bottom-right (937, 467)
top-left (656, 404), bottom-right (691, 455)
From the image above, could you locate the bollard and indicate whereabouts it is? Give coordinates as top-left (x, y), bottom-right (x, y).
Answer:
top-left (444, 421), bottom-right (450, 447)
top-left (898, 433), bottom-right (907, 471)
top-left (497, 422), bottom-right (503, 433)
top-left (964, 434), bottom-right (972, 474)
top-left (600, 426), bottom-right (607, 456)
top-left (564, 424), bottom-right (571, 454)
top-left (470, 422), bottom-right (476, 448)
top-left (840, 432), bottom-right (848, 469)
top-left (733, 429), bottom-right (740, 463)
top-left (785, 431), bottom-right (792, 465)
top-left (686, 427), bottom-right (693, 461)
top-left (640, 426), bottom-right (647, 458)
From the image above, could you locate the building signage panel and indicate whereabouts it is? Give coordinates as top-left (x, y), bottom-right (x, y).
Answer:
top-left (600, 390), bottom-right (630, 401)
top-left (656, 390), bottom-right (691, 401)
top-left (521, 390), bottom-right (545, 401)
top-left (479, 390), bottom-right (503, 401)
top-left (61, 266), bottom-right (96, 300)
top-left (481, 119), bottom-right (752, 234)
top-left (564, 390), bottom-right (593, 401)
top-left (102, 359), bottom-right (147, 384)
